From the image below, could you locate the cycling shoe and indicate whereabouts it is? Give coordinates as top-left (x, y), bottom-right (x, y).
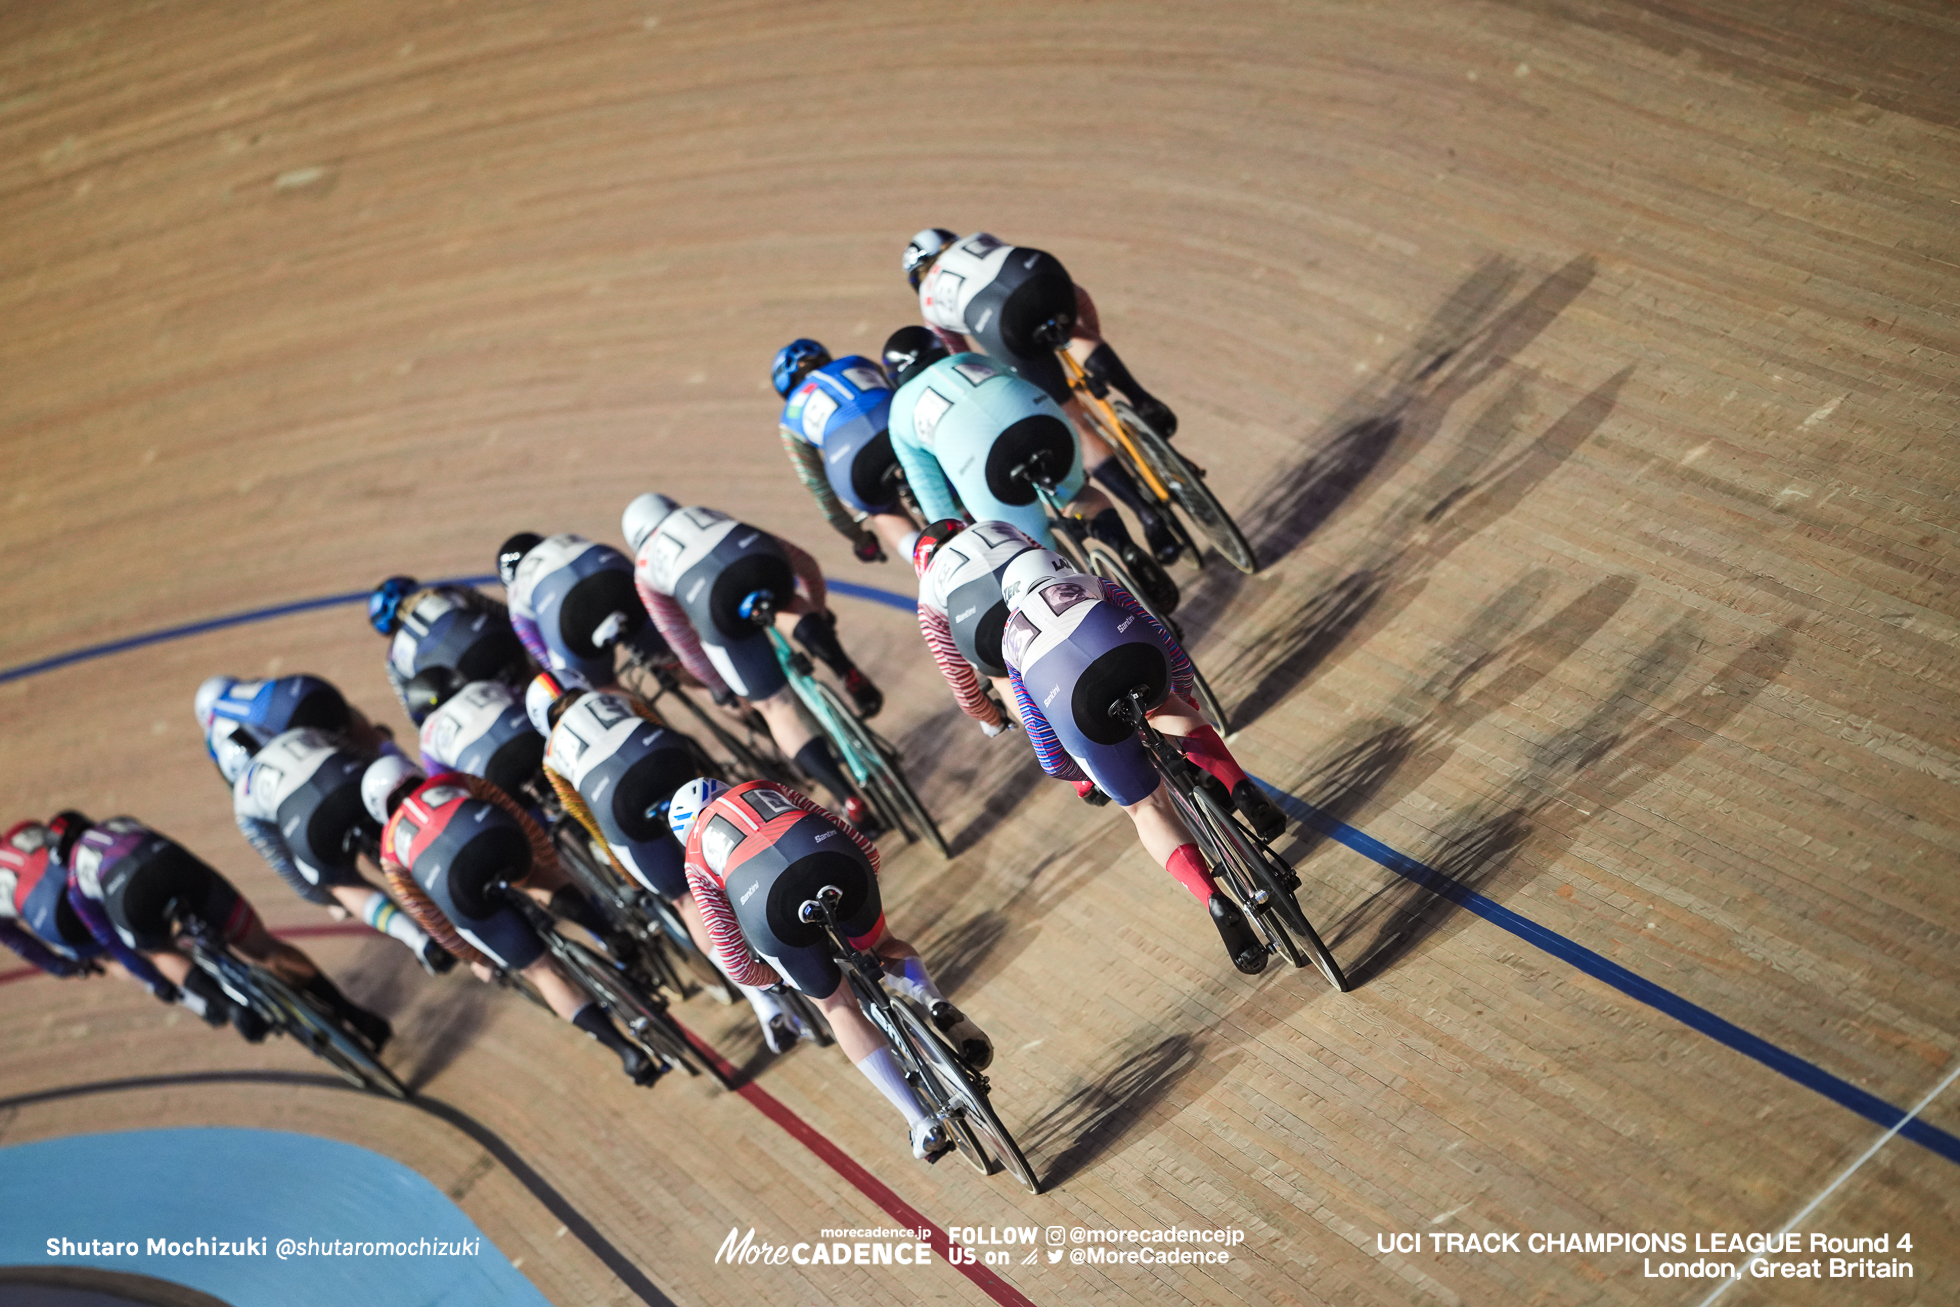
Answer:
top-left (930, 1001), bottom-right (994, 1070)
top-left (1210, 893), bottom-right (1268, 976)
top-left (1232, 779), bottom-right (1287, 843)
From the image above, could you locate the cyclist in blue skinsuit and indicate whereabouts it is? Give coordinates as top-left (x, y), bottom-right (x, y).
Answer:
top-left (367, 576), bottom-right (535, 720)
top-left (771, 340), bottom-right (920, 564)
top-left (498, 531), bottom-right (673, 688)
top-left (194, 673), bottom-right (395, 779)
top-left (881, 326), bottom-right (1179, 613)
top-left (995, 551), bottom-right (1283, 976)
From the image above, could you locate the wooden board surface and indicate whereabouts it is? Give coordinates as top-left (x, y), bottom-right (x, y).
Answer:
top-left (2, 1), bottom-right (1955, 1303)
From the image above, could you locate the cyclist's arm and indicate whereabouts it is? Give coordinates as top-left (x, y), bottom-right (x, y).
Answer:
top-left (918, 604), bottom-right (1003, 729)
top-left (545, 767), bottom-right (607, 851)
top-left (0, 920), bottom-right (85, 977)
top-left (234, 811), bottom-right (309, 888)
top-left (63, 879), bottom-right (172, 996)
top-left (781, 429), bottom-right (876, 551)
top-left (633, 579), bottom-right (732, 699)
top-left (509, 611), bottom-right (552, 670)
top-left (888, 430), bottom-right (961, 524)
top-left (1071, 284), bottom-right (1102, 342)
top-left (780, 537), bottom-right (827, 613)
top-left (384, 660), bottom-right (413, 717)
top-left (382, 861), bottom-right (490, 969)
top-left (775, 785), bottom-right (881, 873)
top-left (1103, 580), bottom-right (1194, 699)
top-left (414, 718), bottom-right (460, 781)
top-left (1008, 669), bottom-right (1089, 784)
top-left (683, 865), bottom-right (783, 988)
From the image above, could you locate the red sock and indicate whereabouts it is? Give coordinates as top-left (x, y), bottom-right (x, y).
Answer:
top-left (1164, 843), bottom-right (1216, 902)
top-left (1178, 723), bottom-right (1248, 792)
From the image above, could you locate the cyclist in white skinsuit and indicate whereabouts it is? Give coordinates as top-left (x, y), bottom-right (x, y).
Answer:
top-left (527, 673), bottom-right (812, 1053)
top-left (910, 519), bottom-right (1045, 737)
top-left (227, 728), bottom-right (453, 975)
top-left (622, 493), bottom-right (883, 832)
top-left (904, 228), bottom-right (1182, 563)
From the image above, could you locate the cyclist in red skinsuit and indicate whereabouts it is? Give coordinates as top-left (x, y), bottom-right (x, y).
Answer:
top-left (672, 777), bottom-right (989, 1161)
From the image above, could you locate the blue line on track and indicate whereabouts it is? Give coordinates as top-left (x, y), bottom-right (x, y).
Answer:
top-left (0, 575), bottom-right (499, 685)
top-left (5, 577), bottom-right (1955, 1167)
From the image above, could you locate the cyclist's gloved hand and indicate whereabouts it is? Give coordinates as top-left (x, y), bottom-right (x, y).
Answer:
top-left (980, 719), bottom-right (1006, 738)
top-left (710, 686), bottom-right (739, 709)
top-left (852, 533), bottom-right (883, 564)
top-left (149, 978), bottom-right (182, 1005)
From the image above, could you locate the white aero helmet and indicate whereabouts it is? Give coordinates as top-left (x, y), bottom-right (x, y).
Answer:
top-left (903, 227), bottom-right (958, 289)
top-left (667, 776), bottom-right (729, 847)
top-left (622, 492), bottom-right (679, 555)
top-left (524, 668), bottom-right (593, 738)
top-left (999, 547), bottom-right (1076, 610)
top-left (194, 675), bottom-right (237, 731)
top-left (361, 754), bottom-right (425, 825)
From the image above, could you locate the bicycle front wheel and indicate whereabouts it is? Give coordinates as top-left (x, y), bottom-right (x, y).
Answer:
top-left (807, 680), bottom-right (950, 859)
top-left (893, 999), bottom-right (1041, 1194)
top-left (556, 938), bottom-right (724, 1087)
top-left (261, 969), bottom-right (410, 1099)
top-left (1115, 400), bottom-right (1259, 574)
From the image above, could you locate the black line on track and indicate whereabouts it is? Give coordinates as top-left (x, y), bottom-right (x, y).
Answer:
top-left (0, 1070), bottom-right (675, 1307)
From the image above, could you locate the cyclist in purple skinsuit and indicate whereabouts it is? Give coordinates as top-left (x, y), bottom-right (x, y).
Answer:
top-left (996, 551), bottom-right (1284, 976)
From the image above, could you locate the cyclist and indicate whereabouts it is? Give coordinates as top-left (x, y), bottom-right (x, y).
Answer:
top-left (902, 228), bottom-right (1181, 562)
top-left (527, 671), bottom-right (812, 1053)
top-left (621, 493), bottom-right (883, 828)
top-left (881, 326), bottom-right (1179, 614)
top-left (367, 576), bottom-right (533, 720)
top-left (194, 673), bottom-right (394, 779)
top-left (408, 667), bottom-right (549, 804)
top-left (361, 755), bottom-right (665, 1085)
top-left (910, 518), bottom-right (1037, 737)
top-left (498, 531), bottom-right (671, 688)
top-left (54, 811), bottom-right (391, 1046)
top-left (0, 820), bottom-right (121, 981)
top-left (770, 339), bottom-right (920, 563)
top-left (669, 777), bottom-right (989, 1161)
top-left (223, 725), bottom-right (454, 975)
top-left (994, 550), bottom-right (1285, 975)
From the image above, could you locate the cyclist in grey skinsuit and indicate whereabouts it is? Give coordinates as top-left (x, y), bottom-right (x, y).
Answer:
top-left (622, 494), bottom-right (881, 832)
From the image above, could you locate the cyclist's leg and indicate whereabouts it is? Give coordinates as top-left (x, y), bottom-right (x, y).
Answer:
top-left (526, 952), bottom-right (662, 1082)
top-left (750, 684), bottom-right (861, 814)
top-left (867, 929), bottom-right (992, 1068)
top-left (329, 880), bottom-right (440, 963)
top-left (867, 511), bottom-right (920, 558)
top-left (1146, 697), bottom-right (1285, 840)
top-left (988, 675), bottom-right (1023, 724)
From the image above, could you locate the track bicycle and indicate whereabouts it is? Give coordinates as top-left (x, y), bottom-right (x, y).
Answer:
top-left (1112, 687), bottom-right (1348, 991)
top-left (618, 652), bottom-right (799, 788)
top-left (493, 883), bottom-right (729, 1088)
top-left (1012, 451), bottom-right (1233, 732)
top-left (737, 591), bottom-right (950, 859)
top-left (546, 816), bottom-right (738, 1007)
top-left (1033, 317), bottom-right (1259, 574)
top-left (180, 913), bottom-right (410, 1099)
top-left (798, 885), bottom-right (1039, 1192)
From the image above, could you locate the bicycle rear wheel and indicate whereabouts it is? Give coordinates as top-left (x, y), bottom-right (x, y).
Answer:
top-left (1085, 544), bottom-right (1230, 732)
top-left (1114, 400), bottom-right (1259, 574)
top-left (893, 999), bottom-right (1041, 1194)
top-left (1254, 843), bottom-right (1350, 992)
top-left (807, 679), bottom-right (950, 858)
top-left (260, 968), bottom-right (410, 1099)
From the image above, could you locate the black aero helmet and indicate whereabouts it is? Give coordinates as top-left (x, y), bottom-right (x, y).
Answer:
top-left (47, 810), bottom-right (93, 866)
top-left (497, 532), bottom-right (544, 588)
top-left (402, 665), bottom-right (468, 725)
top-left (882, 326), bottom-right (950, 389)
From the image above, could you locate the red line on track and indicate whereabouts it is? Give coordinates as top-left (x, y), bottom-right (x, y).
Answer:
top-left (677, 1025), bottom-right (1040, 1307)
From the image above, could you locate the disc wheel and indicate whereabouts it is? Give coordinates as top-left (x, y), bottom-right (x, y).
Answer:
top-left (894, 999), bottom-right (1041, 1193)
top-left (1115, 399), bottom-right (1259, 574)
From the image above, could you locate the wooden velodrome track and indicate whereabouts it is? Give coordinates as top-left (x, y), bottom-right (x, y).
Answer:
top-left (3, 1), bottom-right (1956, 1303)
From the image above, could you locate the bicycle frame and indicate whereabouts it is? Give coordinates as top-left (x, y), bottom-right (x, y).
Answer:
top-left (1051, 343), bottom-right (1177, 504)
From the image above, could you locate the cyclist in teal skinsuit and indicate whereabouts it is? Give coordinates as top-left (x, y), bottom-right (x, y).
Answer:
top-left (882, 328), bottom-right (1178, 612)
